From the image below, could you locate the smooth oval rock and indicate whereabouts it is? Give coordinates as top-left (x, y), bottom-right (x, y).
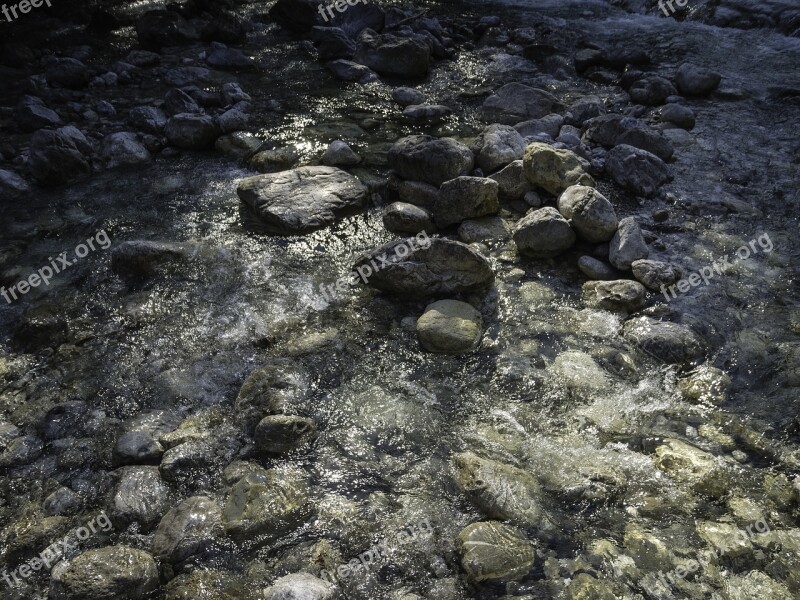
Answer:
top-left (254, 415), bottom-right (317, 455)
top-left (58, 546), bottom-right (159, 600)
top-left (471, 124), bottom-right (526, 172)
top-left (558, 185), bottom-right (618, 243)
top-left (152, 496), bottom-right (224, 563)
top-left (578, 256), bottom-right (617, 280)
top-left (382, 202), bottom-right (435, 234)
top-left (457, 521), bottom-right (535, 582)
top-left (631, 259), bottom-right (682, 291)
top-left (388, 135), bottom-right (474, 186)
top-left (513, 207), bottom-right (576, 258)
top-left (480, 83), bottom-right (564, 125)
top-left (417, 300), bottom-right (483, 353)
top-left (623, 316), bottom-right (704, 365)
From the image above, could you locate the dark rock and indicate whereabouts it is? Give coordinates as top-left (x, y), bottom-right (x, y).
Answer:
top-left (128, 106), bottom-right (168, 134)
top-left (659, 104), bottom-right (696, 130)
top-left (136, 10), bottom-right (199, 51)
top-left (45, 58), bottom-right (90, 89)
top-left (392, 87), bottom-right (425, 106)
top-left (675, 62), bottom-right (721, 96)
top-left (582, 280), bottom-right (648, 312)
top-left (513, 207), bottom-right (576, 258)
top-left (388, 135), bottom-right (474, 186)
top-left (165, 114), bottom-right (220, 149)
top-left (480, 83), bottom-right (564, 125)
top-left (354, 29), bottom-right (430, 77)
top-left (206, 46), bottom-right (257, 71)
top-left (434, 176), bottom-right (499, 228)
top-left (311, 26), bottom-right (356, 60)
top-left (402, 104), bottom-right (453, 123)
top-left (629, 76), bottom-right (678, 106)
top-left (254, 415), bottom-right (317, 455)
top-left (164, 88), bottom-right (202, 116)
top-left (201, 11), bottom-right (247, 45)
top-left (382, 202), bottom-right (435, 234)
top-left (56, 546), bottom-right (159, 600)
top-left (325, 59), bottom-right (378, 83)
top-left (605, 144), bottom-right (670, 198)
top-left (269, 0), bottom-right (324, 33)
top-left (27, 127), bottom-right (91, 186)
top-left (15, 96), bottom-right (61, 132)
top-left (623, 317), bottom-right (705, 365)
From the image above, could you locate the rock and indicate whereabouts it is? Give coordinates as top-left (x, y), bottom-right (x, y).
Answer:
top-left (236, 166), bottom-right (367, 235)
top-left (125, 50), bottom-right (160, 67)
top-left (250, 147), bottom-right (300, 173)
top-left (312, 26), bottom-right (356, 60)
top-left (201, 10), bottom-right (248, 45)
top-left (164, 88), bottom-right (201, 116)
top-left (609, 217), bottom-right (649, 270)
top-left (352, 237), bottom-right (494, 297)
top-left (677, 365), bottom-right (730, 405)
top-left (27, 127), bottom-right (91, 186)
top-left (113, 430), bottom-right (164, 466)
top-left (522, 142), bottom-right (595, 196)
top-left (584, 115), bottom-right (673, 161)
top-left (325, 59), bottom-right (378, 83)
top-left (217, 109), bottom-right (249, 133)
top-left (58, 546), bottom-right (159, 600)
top-left (623, 524), bottom-right (674, 572)
top-left (263, 573), bottom-right (337, 600)
top-left (321, 140), bottom-right (360, 167)
top-left (152, 496), bottom-right (223, 563)
top-left (434, 176), bottom-right (499, 228)
top-left (514, 114), bottom-right (564, 139)
top-left (458, 217), bottom-right (509, 244)
top-left (631, 259), bottom-right (681, 291)
top-left (557, 185), bottom-right (618, 243)
top-left (654, 439), bottom-right (729, 497)
top-left (628, 76), bottom-right (677, 106)
top-left (456, 522), bottom-right (535, 582)
top-left (136, 9), bottom-right (198, 50)
top-left (354, 30), bottom-right (430, 78)
top-left (390, 178), bottom-right (440, 208)
top-left (269, 0), bottom-right (325, 33)
top-left (164, 66), bottom-right (211, 87)
top-left (675, 62), bottom-right (721, 96)
top-left (488, 160), bottom-right (533, 200)
top-left (329, 2), bottom-right (386, 37)
top-left (128, 106), bottom-right (168, 134)
top-left (659, 104), bottom-right (695, 130)
top-left (206, 46), bottom-right (257, 71)
top-left (402, 103), bottom-right (452, 123)
top-left (722, 570), bottom-right (792, 599)
top-left (513, 207), bottom-right (576, 258)
top-left (222, 469), bottom-right (312, 543)
top-left (453, 452), bottom-right (552, 531)
top-left (43, 487), bottom-right (81, 516)
top-left (551, 351), bottom-right (609, 393)
top-left (15, 95), bottom-right (61, 131)
top-left (159, 440), bottom-right (218, 482)
top-left (470, 124), bottom-right (526, 172)
top-left (564, 95), bottom-right (606, 125)
top-left (45, 57), bottom-right (90, 89)
top-left (605, 144), bottom-right (670, 198)
top-left (566, 573), bottom-right (617, 600)
top-left (165, 114), bottom-right (220, 150)
top-left (382, 202), bottom-right (435, 234)
top-left (578, 256), bottom-right (617, 280)
top-left (253, 415), bottom-right (317, 455)
top-left (416, 300), bottom-right (482, 353)
top-left (0, 169), bottom-right (30, 198)
top-left (615, 128), bottom-right (674, 162)
top-left (388, 135), bottom-right (474, 186)
top-left (221, 82), bottom-right (251, 106)
top-left (480, 83), bottom-right (564, 125)
top-left (111, 240), bottom-right (197, 277)
top-left (113, 466), bottom-right (171, 528)
top-left (582, 280), bottom-right (648, 312)
top-left (102, 132), bottom-right (151, 168)
top-left (623, 317), bottom-right (704, 365)
top-left (392, 87), bottom-right (425, 106)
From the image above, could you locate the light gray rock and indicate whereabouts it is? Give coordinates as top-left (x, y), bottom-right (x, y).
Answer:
top-left (480, 83), bottom-right (564, 125)
top-left (457, 522), bottom-right (535, 582)
top-left (557, 185), bottom-right (618, 243)
top-left (623, 316), bottom-right (704, 365)
top-left (609, 217), bottom-right (649, 270)
top-left (236, 166), bottom-right (368, 234)
top-left (675, 62), bottom-right (721, 96)
top-left (581, 280), bottom-right (648, 312)
top-left (388, 135), bottom-right (474, 186)
top-left (321, 140), bottom-right (360, 167)
top-left (254, 415), bottom-right (317, 455)
top-left (382, 202), bottom-right (435, 234)
top-left (165, 113), bottom-right (220, 149)
top-left (605, 145), bottom-right (670, 198)
top-left (57, 546), bottom-right (159, 600)
top-left (514, 114), bottom-right (563, 138)
top-left (102, 132), bottom-right (151, 168)
top-left (631, 259), bottom-right (682, 291)
top-left (112, 429), bottom-right (164, 466)
top-left (471, 124), bottom-right (526, 172)
top-left (417, 300), bottom-right (483, 353)
top-left (263, 573), bottom-right (337, 600)
top-left (488, 160), bottom-right (532, 199)
top-left (434, 176), bottom-right (499, 227)
top-left (152, 496), bottom-right (223, 563)
top-left (512, 207), bottom-right (576, 258)
top-left (523, 142), bottom-right (594, 196)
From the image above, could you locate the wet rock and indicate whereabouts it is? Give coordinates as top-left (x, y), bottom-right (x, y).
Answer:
top-left (217, 108), bottom-right (249, 133)
top-left (352, 237), bottom-right (494, 297)
top-left (677, 365), bottom-right (731, 405)
top-left (582, 280), bottom-right (648, 312)
top-left (390, 178), bottom-right (440, 208)
top-left (160, 440), bottom-right (218, 482)
top-left (57, 546), bottom-right (159, 600)
top-left (325, 59), bottom-right (379, 83)
top-left (250, 147), bottom-right (300, 173)
top-left (136, 9), bottom-right (198, 50)
top-left (354, 30), bottom-right (430, 77)
top-left (453, 452), bottom-right (552, 530)
top-left (0, 169), bottom-right (30, 198)
top-left (311, 26), bottom-right (356, 60)
top-left (165, 114), bottom-right (220, 150)
top-left (113, 466), bottom-right (171, 528)
top-left (488, 160), bottom-right (533, 199)
top-left (557, 185), bottom-right (618, 243)
top-left (152, 496), bottom-right (224, 563)
top-left (382, 202), bottom-right (435, 234)
top-left (470, 124), bottom-right (526, 172)
top-left (236, 166), bottom-right (368, 234)
top-left (102, 132), bottom-right (151, 169)
top-left (551, 350), bottom-right (609, 392)
top-left (605, 144), bottom-right (670, 198)
top-left (609, 217), bottom-right (649, 270)
top-left (457, 521), bottom-right (535, 582)
top-left (221, 82), bottom-right (251, 106)
top-left (675, 62), bottom-right (721, 96)
top-left (514, 113), bottom-right (564, 139)
top-left (3, 514), bottom-right (70, 563)
top-left (631, 259), bottom-right (681, 291)
top-left (263, 573), bottom-right (337, 600)
top-left (165, 66), bottom-right (211, 87)
top-left (513, 207), bottom-right (576, 258)
top-left (402, 103), bottom-right (452, 123)
top-left (623, 524), bottom-right (674, 571)
top-left (331, 2), bottom-right (386, 37)
top-left (269, 0), bottom-right (325, 33)
top-left (578, 256), bottom-right (617, 280)
top-left (15, 95), bottom-right (61, 131)
top-left (206, 45), bottom-right (256, 71)
top-left (660, 104), bottom-right (696, 130)
top-left (629, 75), bottom-right (677, 105)
top-left (27, 127), bottom-right (91, 186)
top-left (43, 487), bottom-right (81, 517)
top-left (458, 216), bottom-right (509, 244)
top-left (416, 300), bottom-right (482, 353)
top-left (128, 106), bottom-right (168, 134)
top-left (234, 361), bottom-right (309, 433)
top-left (388, 135), bottom-right (474, 186)
top-left (480, 83), bottom-right (564, 125)
top-left (392, 87), bottom-right (425, 106)
top-left (0, 435), bottom-right (42, 468)
top-left (654, 439), bottom-right (730, 497)
top-left (254, 415), bottom-right (317, 455)
top-left (434, 176), bottom-right (499, 228)
top-left (111, 240), bottom-right (197, 278)
top-left (113, 429), bottom-right (164, 466)
top-left (39, 401), bottom-right (88, 440)
top-left (45, 57), bottom-right (90, 89)
top-left (164, 89), bottom-right (201, 116)
top-left (321, 140), bottom-right (360, 167)
top-left (522, 142), bottom-right (595, 196)
top-left (723, 570), bottom-right (792, 599)
top-left (222, 468), bottom-right (313, 543)
top-left (623, 317), bottom-right (704, 365)
top-left (164, 569), bottom-right (247, 600)
top-left (566, 573), bottom-right (617, 600)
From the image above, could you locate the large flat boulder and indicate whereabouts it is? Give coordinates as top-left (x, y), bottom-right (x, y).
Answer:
top-left (237, 166), bottom-right (368, 235)
top-left (388, 135), bottom-right (474, 186)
